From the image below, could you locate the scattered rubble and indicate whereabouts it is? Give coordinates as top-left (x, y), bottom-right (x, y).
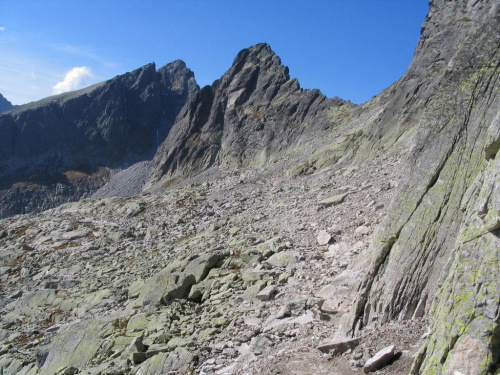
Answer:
top-left (0, 153), bottom-right (426, 374)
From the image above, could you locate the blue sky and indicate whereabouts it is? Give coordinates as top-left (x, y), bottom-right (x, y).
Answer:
top-left (0, 1), bottom-right (428, 105)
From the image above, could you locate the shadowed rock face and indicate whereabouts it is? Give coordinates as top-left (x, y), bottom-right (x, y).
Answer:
top-left (146, 43), bottom-right (346, 187)
top-left (0, 94), bottom-right (17, 114)
top-left (0, 61), bottom-right (198, 217)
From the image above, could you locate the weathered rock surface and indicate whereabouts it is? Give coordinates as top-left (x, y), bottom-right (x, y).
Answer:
top-left (363, 345), bottom-right (396, 373)
top-left (0, 150), bottom-right (401, 374)
top-left (342, 1), bottom-right (500, 374)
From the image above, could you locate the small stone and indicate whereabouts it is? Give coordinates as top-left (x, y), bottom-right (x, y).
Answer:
top-left (229, 227), bottom-right (240, 236)
top-left (20, 267), bottom-right (31, 278)
top-left (8, 290), bottom-right (22, 299)
top-left (354, 359), bottom-right (365, 367)
top-left (266, 251), bottom-right (301, 268)
top-left (249, 335), bottom-right (271, 355)
top-left (326, 242), bottom-right (350, 258)
top-left (243, 316), bottom-right (262, 327)
top-left (318, 193), bottom-right (348, 208)
top-left (278, 272), bottom-right (291, 284)
top-left (316, 230), bottom-right (332, 246)
top-left (0, 343), bottom-right (12, 355)
top-left (353, 351), bottom-right (363, 360)
top-left (127, 337), bottom-right (146, 352)
top-left (256, 285), bottom-right (278, 301)
top-left (222, 348), bottom-right (237, 357)
top-left (364, 345), bottom-right (396, 373)
top-left (61, 229), bottom-right (91, 241)
top-left (129, 352), bottom-right (147, 364)
top-left (355, 226), bottom-right (371, 235)
top-left (62, 366), bottom-right (80, 375)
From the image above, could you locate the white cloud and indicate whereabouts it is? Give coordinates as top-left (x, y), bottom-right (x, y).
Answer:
top-left (52, 66), bottom-right (93, 94)
top-left (0, 27), bottom-right (5, 31)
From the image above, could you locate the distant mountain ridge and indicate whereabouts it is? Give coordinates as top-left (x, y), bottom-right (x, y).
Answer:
top-left (0, 93), bottom-right (18, 113)
top-left (0, 61), bottom-right (198, 217)
top-left (0, 44), bottom-right (349, 217)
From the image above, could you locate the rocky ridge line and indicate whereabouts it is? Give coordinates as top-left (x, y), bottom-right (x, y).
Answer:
top-left (146, 43), bottom-right (348, 189)
top-left (0, 61), bottom-right (198, 218)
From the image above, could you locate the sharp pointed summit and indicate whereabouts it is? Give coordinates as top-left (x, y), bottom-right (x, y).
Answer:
top-left (146, 43), bottom-right (346, 187)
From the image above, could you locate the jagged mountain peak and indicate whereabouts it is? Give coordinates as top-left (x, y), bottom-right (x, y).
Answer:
top-left (0, 60), bottom-right (199, 217)
top-left (146, 43), bottom-right (341, 187)
top-left (160, 59), bottom-right (188, 70)
top-left (158, 59), bottom-right (198, 101)
top-left (231, 43), bottom-right (284, 71)
top-left (1, 2), bottom-right (500, 374)
top-left (222, 43), bottom-right (293, 95)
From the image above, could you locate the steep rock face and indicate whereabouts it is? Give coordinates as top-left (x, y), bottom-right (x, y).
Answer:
top-left (0, 61), bottom-right (197, 174)
top-left (0, 61), bottom-right (198, 217)
top-left (345, 1), bottom-right (500, 373)
top-left (0, 93), bottom-right (17, 113)
top-left (146, 43), bottom-right (346, 186)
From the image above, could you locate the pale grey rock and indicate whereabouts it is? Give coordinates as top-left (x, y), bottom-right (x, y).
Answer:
top-left (266, 251), bottom-right (301, 268)
top-left (249, 335), bottom-right (271, 355)
top-left (316, 230), bottom-right (332, 246)
top-left (363, 345), bottom-right (396, 373)
top-left (40, 320), bottom-right (113, 374)
top-left (136, 347), bottom-right (196, 375)
top-left (256, 285), bottom-right (278, 301)
top-left (354, 225), bottom-right (371, 235)
top-left (61, 229), bottom-right (91, 241)
top-left (318, 193), bottom-right (348, 208)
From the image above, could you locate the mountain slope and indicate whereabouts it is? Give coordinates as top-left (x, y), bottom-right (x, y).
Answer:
top-left (146, 43), bottom-right (347, 188)
top-left (339, 1), bottom-right (500, 373)
top-left (0, 1), bottom-right (499, 374)
top-left (0, 61), bottom-right (198, 217)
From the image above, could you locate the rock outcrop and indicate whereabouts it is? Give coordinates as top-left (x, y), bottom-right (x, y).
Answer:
top-left (0, 61), bottom-right (198, 217)
top-left (146, 43), bottom-right (347, 187)
top-left (343, 1), bottom-right (500, 374)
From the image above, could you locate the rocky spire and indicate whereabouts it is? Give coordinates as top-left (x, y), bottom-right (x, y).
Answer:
top-left (146, 43), bottom-right (345, 187)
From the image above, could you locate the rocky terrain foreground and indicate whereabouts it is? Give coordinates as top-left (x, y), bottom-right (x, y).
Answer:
top-left (1, 0), bottom-right (500, 374)
top-left (0, 147), bottom-right (420, 375)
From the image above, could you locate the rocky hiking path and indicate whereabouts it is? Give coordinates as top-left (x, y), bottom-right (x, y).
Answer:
top-left (0, 149), bottom-right (428, 374)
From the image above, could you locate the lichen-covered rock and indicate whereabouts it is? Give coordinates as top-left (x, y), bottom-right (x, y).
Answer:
top-left (344, 1), bottom-right (500, 373)
top-left (137, 253), bottom-right (222, 306)
top-left (136, 347), bottom-right (197, 375)
top-left (39, 319), bottom-right (113, 374)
